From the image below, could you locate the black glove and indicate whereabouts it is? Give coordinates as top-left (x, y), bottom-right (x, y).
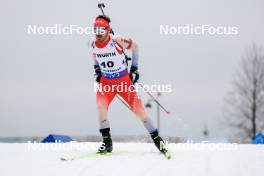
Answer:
top-left (130, 66), bottom-right (139, 84)
top-left (94, 65), bottom-right (101, 83)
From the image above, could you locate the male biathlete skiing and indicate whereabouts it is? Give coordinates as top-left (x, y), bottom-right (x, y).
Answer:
top-left (90, 15), bottom-right (170, 158)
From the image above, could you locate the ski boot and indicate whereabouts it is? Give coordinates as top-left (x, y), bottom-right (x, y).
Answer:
top-left (150, 130), bottom-right (171, 159)
top-left (97, 128), bottom-right (113, 153)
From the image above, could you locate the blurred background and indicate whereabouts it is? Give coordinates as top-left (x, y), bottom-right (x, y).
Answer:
top-left (0, 0), bottom-right (264, 143)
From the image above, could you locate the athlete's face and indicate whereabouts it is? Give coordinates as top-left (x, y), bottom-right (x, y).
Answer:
top-left (94, 18), bottom-right (111, 43)
top-left (95, 27), bottom-right (110, 42)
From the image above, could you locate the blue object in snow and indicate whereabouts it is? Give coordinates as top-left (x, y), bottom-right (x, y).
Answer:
top-left (41, 134), bottom-right (73, 143)
top-left (253, 132), bottom-right (264, 144)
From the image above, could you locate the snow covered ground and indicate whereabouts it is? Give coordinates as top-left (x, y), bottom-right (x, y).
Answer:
top-left (0, 142), bottom-right (263, 176)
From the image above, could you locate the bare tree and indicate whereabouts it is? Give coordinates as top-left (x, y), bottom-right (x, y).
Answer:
top-left (224, 44), bottom-right (264, 140)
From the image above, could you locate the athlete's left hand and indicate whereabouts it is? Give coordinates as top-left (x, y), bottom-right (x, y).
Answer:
top-left (130, 66), bottom-right (139, 84)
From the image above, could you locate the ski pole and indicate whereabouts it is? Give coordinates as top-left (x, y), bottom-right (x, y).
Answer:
top-left (98, 3), bottom-right (105, 16)
top-left (137, 83), bottom-right (171, 115)
top-left (116, 95), bottom-right (132, 111)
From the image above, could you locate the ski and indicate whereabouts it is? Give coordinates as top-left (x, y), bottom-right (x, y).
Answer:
top-left (163, 151), bottom-right (171, 160)
top-left (60, 152), bottom-right (112, 161)
top-left (161, 143), bottom-right (171, 160)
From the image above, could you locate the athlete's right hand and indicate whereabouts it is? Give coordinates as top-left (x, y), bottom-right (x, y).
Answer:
top-left (94, 65), bottom-right (102, 83)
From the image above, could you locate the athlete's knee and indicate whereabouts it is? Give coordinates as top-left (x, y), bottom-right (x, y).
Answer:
top-left (131, 99), bottom-right (145, 116)
top-left (96, 100), bottom-right (109, 111)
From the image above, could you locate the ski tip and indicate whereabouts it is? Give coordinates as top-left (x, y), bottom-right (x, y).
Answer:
top-left (60, 157), bottom-right (74, 161)
top-left (165, 153), bottom-right (171, 160)
top-left (60, 157), bottom-right (67, 161)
